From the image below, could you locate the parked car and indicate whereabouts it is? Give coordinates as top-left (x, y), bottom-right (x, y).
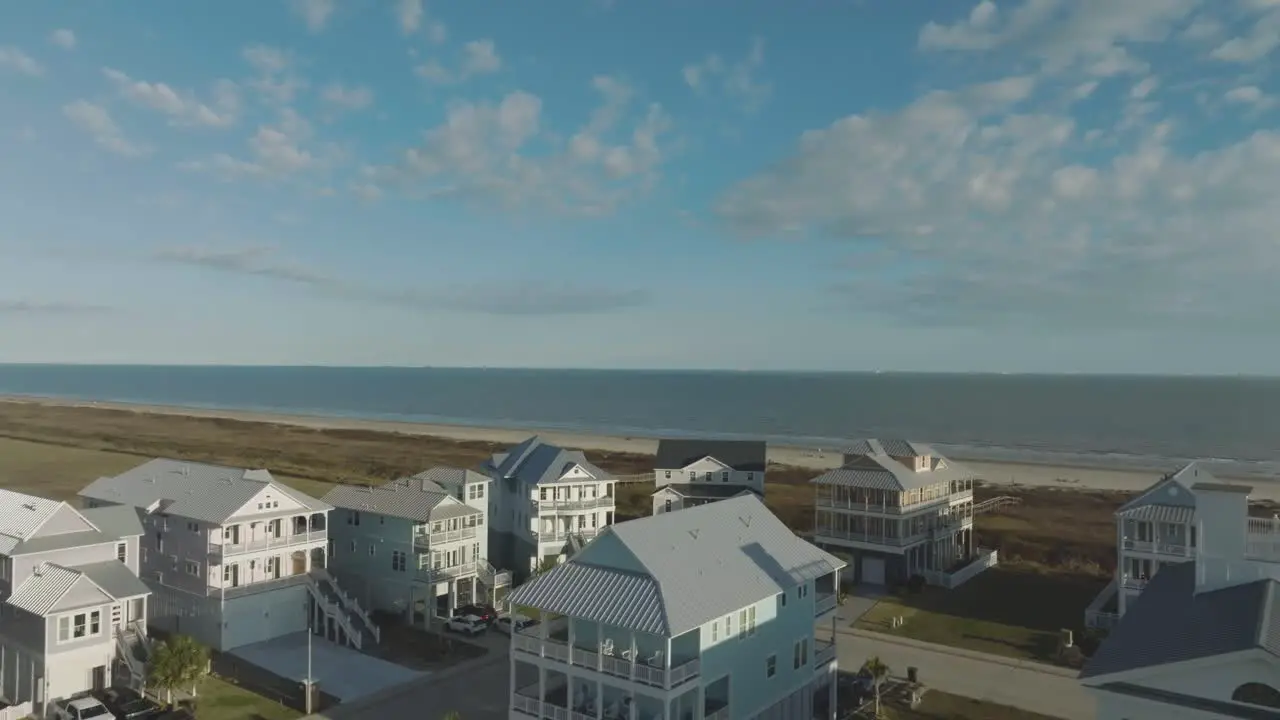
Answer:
top-left (98, 687), bottom-right (162, 719)
top-left (445, 614), bottom-right (488, 635)
top-left (455, 604), bottom-right (498, 624)
top-left (494, 614), bottom-right (535, 635)
top-left (53, 697), bottom-right (117, 720)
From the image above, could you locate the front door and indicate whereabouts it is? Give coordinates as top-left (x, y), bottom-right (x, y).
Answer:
top-left (225, 563), bottom-right (240, 588)
top-left (91, 665), bottom-right (107, 692)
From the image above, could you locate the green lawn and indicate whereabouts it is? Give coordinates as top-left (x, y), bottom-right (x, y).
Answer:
top-left (194, 676), bottom-right (303, 720)
top-left (883, 690), bottom-right (1066, 720)
top-left (854, 566), bottom-right (1106, 665)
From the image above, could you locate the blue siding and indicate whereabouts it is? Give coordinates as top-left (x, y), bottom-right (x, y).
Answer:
top-left (697, 579), bottom-right (818, 717)
top-left (326, 509), bottom-right (421, 612)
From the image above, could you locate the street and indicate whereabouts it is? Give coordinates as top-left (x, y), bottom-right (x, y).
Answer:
top-left (309, 630), bottom-right (1096, 720)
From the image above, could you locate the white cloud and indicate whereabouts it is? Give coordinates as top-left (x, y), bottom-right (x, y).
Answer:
top-left (50, 29), bottom-right (76, 50)
top-left (415, 39), bottom-right (502, 85)
top-left (180, 108), bottom-right (324, 178)
top-left (426, 21), bottom-right (448, 44)
top-left (291, 0), bottom-right (335, 33)
top-left (397, 0), bottom-right (423, 32)
top-left (321, 83), bottom-right (374, 111)
top-left (63, 100), bottom-right (149, 157)
top-left (0, 46), bottom-right (43, 76)
top-left (714, 62), bottom-right (1280, 328)
top-left (103, 68), bottom-right (240, 128)
top-left (1210, 7), bottom-right (1280, 62)
top-left (242, 45), bottom-right (306, 104)
top-left (919, 0), bottom-right (1199, 76)
top-left (371, 77), bottom-right (671, 215)
top-left (682, 37), bottom-right (771, 112)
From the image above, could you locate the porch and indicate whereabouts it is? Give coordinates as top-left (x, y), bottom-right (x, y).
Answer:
top-left (210, 513), bottom-right (327, 558)
top-left (510, 661), bottom-right (720, 720)
top-left (1248, 516), bottom-right (1280, 562)
top-left (512, 617), bottom-right (701, 691)
top-left (919, 547), bottom-right (999, 589)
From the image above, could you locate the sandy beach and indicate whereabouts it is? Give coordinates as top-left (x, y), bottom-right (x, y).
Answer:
top-left (4, 394), bottom-right (1272, 500)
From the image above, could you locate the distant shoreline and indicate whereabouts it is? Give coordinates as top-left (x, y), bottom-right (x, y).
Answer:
top-left (2, 394), bottom-right (1274, 500)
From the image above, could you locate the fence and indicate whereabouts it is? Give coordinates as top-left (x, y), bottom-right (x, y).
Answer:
top-left (922, 547), bottom-right (999, 589)
top-left (973, 496), bottom-right (1022, 514)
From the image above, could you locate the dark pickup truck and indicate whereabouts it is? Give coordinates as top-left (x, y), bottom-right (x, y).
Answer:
top-left (98, 688), bottom-right (163, 720)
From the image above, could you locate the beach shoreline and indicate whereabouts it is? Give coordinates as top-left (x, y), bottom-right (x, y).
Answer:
top-left (3, 394), bottom-right (1274, 500)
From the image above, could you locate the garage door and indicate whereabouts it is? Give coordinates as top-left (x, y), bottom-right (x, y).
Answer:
top-left (862, 556), bottom-right (886, 585)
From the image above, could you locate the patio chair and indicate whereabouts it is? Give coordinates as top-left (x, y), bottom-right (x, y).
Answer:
top-left (603, 701), bottom-right (620, 719)
top-left (600, 638), bottom-right (615, 655)
top-left (646, 650), bottom-right (663, 666)
top-left (621, 648), bottom-right (637, 662)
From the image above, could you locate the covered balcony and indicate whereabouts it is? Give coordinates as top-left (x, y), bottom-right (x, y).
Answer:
top-left (511, 661), bottom-right (669, 720)
top-left (512, 616), bottom-right (701, 691)
top-left (209, 512), bottom-right (326, 558)
top-left (412, 516), bottom-right (480, 551)
top-left (814, 570), bottom-right (839, 617)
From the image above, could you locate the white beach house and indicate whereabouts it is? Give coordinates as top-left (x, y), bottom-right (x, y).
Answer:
top-left (650, 439), bottom-right (767, 515)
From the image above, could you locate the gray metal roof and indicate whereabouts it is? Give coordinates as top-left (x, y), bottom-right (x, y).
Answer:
top-left (653, 484), bottom-right (762, 500)
top-left (75, 560), bottom-right (150, 600)
top-left (1081, 561), bottom-right (1280, 680)
top-left (510, 494), bottom-right (846, 637)
top-left (410, 467), bottom-right (489, 495)
top-left (844, 438), bottom-right (934, 458)
top-left (1116, 505), bottom-right (1195, 523)
top-left (78, 458), bottom-right (330, 525)
top-left (10, 530), bottom-right (117, 555)
top-left (509, 562), bottom-right (669, 635)
top-left (482, 436), bottom-right (613, 486)
top-left (6, 563), bottom-right (83, 615)
top-left (322, 477), bottom-right (478, 523)
top-left (811, 451), bottom-right (976, 492)
top-left (80, 504), bottom-right (144, 539)
top-left (1116, 464), bottom-right (1204, 516)
top-left (0, 489), bottom-right (66, 542)
top-left (655, 440), bottom-right (767, 472)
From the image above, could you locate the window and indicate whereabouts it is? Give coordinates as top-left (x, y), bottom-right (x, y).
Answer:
top-left (722, 472), bottom-right (729, 482)
top-left (664, 471), bottom-right (671, 479)
top-left (184, 561), bottom-right (200, 577)
top-left (748, 606), bottom-right (757, 636)
top-left (689, 471), bottom-right (696, 481)
top-left (798, 584), bottom-right (809, 599)
top-left (725, 614), bottom-right (733, 637)
top-left (711, 621), bottom-right (718, 642)
top-left (368, 543), bottom-right (376, 557)
top-left (379, 515), bottom-right (385, 525)
top-left (58, 610), bottom-right (102, 642)
top-left (155, 533), bottom-right (163, 553)
top-left (779, 592), bottom-right (787, 608)
top-left (766, 654), bottom-right (776, 678)
top-left (738, 609), bottom-right (748, 640)
top-left (186, 522), bottom-right (200, 533)
top-left (348, 540), bottom-right (356, 552)
top-left (349, 510), bottom-right (361, 526)
top-left (747, 472), bottom-right (754, 482)
top-left (391, 550), bottom-right (406, 572)
top-left (170, 555), bottom-right (178, 570)
top-left (0, 558), bottom-right (8, 581)
top-left (793, 638), bottom-right (808, 669)
top-left (116, 542), bottom-right (127, 564)
top-left (140, 547), bottom-right (148, 563)
top-left (664, 499), bottom-right (672, 513)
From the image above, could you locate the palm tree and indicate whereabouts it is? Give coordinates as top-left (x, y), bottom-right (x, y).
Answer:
top-left (861, 656), bottom-right (891, 716)
top-left (147, 635), bottom-right (210, 705)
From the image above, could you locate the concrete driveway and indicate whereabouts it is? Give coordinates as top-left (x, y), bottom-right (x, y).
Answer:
top-left (230, 632), bottom-right (427, 702)
top-left (308, 655), bottom-right (508, 720)
top-left (837, 585), bottom-right (886, 624)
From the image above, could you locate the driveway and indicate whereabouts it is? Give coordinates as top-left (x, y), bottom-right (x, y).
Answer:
top-left (836, 633), bottom-right (1094, 720)
top-left (838, 585), bottom-right (886, 624)
top-left (306, 655), bottom-right (507, 720)
top-left (230, 632), bottom-right (427, 702)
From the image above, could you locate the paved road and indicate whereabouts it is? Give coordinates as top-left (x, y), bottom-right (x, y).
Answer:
top-left (835, 633), bottom-right (1095, 720)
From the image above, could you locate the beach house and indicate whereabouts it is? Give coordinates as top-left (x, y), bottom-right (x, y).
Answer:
top-left (1080, 481), bottom-right (1280, 718)
top-left (78, 458), bottom-right (380, 653)
top-left (1083, 463), bottom-right (1208, 630)
top-left (506, 494), bottom-right (845, 720)
top-left (809, 439), bottom-right (984, 587)
top-left (481, 436), bottom-right (617, 579)
top-left (0, 489), bottom-right (151, 717)
top-left (650, 439), bottom-right (766, 515)
top-left (322, 468), bottom-right (511, 621)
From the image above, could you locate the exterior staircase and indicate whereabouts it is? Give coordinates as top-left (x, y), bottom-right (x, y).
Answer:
top-left (306, 568), bottom-right (380, 650)
top-left (115, 620), bottom-right (152, 691)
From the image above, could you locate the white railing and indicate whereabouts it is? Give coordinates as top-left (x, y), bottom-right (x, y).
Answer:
top-left (534, 527), bottom-right (602, 543)
top-left (814, 639), bottom-right (837, 667)
top-left (1120, 574), bottom-right (1147, 591)
top-left (115, 629), bottom-right (146, 682)
top-left (329, 579), bottom-right (380, 645)
top-left (815, 490), bottom-right (973, 515)
top-left (1122, 538), bottom-right (1190, 556)
top-left (511, 694), bottom-right (540, 717)
top-left (705, 707), bottom-right (731, 720)
top-left (211, 529), bottom-right (326, 556)
top-left (921, 548), bottom-right (999, 589)
top-left (1085, 608), bottom-right (1120, 630)
top-left (304, 571), bottom-right (379, 647)
top-left (1249, 517), bottom-right (1280, 535)
top-left (415, 526), bottom-right (479, 549)
top-left (478, 559), bottom-right (512, 588)
top-left (422, 560), bottom-right (480, 582)
top-left (533, 496), bottom-right (615, 512)
top-left (814, 593), bottom-right (837, 617)
top-left (515, 633), bottom-right (700, 689)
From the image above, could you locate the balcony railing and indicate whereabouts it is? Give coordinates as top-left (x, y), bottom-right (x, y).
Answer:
top-left (1122, 538), bottom-right (1191, 557)
top-left (207, 572), bottom-right (311, 598)
top-left (514, 633), bottom-right (701, 690)
top-left (419, 560), bottom-right (481, 582)
top-left (815, 490), bottom-right (972, 515)
top-left (1120, 574), bottom-right (1147, 591)
top-left (477, 559), bottom-right (512, 588)
top-left (532, 496), bottom-right (615, 512)
top-left (414, 526), bottom-right (478, 550)
top-left (813, 519), bottom-right (969, 548)
top-left (209, 529), bottom-right (326, 557)
top-left (814, 593), bottom-right (837, 617)
top-left (705, 708), bottom-right (731, 720)
top-left (814, 639), bottom-right (837, 667)
top-left (533, 527), bottom-right (602, 544)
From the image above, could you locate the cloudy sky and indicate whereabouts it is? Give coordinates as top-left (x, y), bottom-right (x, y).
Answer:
top-left (2, 0), bottom-right (1279, 373)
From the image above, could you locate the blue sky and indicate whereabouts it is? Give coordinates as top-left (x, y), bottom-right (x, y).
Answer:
top-left (3, 0), bottom-right (1280, 373)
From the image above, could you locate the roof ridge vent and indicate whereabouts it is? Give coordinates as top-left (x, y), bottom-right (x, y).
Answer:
top-left (688, 529), bottom-right (699, 540)
top-left (21, 502), bottom-right (36, 511)
top-left (739, 515), bottom-right (751, 527)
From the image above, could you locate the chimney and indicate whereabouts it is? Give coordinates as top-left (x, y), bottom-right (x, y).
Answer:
top-left (1193, 482), bottom-right (1271, 593)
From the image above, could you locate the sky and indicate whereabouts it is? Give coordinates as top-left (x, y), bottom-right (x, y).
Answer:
top-left (2, 0), bottom-right (1280, 374)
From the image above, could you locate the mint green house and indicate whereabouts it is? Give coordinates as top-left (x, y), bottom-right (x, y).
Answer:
top-left (323, 468), bottom-right (510, 622)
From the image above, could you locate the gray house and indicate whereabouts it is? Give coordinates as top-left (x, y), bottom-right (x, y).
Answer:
top-left (78, 458), bottom-right (377, 653)
top-left (0, 489), bottom-right (149, 718)
top-left (651, 439), bottom-right (767, 515)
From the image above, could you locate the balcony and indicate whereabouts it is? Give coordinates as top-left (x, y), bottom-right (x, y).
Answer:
top-left (533, 527), bottom-right (602, 544)
top-left (207, 572), bottom-right (310, 599)
top-left (1120, 574), bottom-right (1147, 591)
top-left (513, 631), bottom-right (701, 691)
top-left (533, 496), bottom-right (615, 512)
top-left (815, 490), bottom-right (972, 516)
top-left (413, 525), bottom-right (478, 550)
top-left (814, 593), bottom-right (837, 618)
top-left (814, 639), bottom-right (837, 667)
top-left (1121, 538), bottom-right (1190, 557)
top-left (814, 518), bottom-right (969, 548)
top-left (1248, 517), bottom-right (1280, 562)
top-left (418, 560), bottom-right (481, 582)
top-left (209, 529), bottom-right (325, 558)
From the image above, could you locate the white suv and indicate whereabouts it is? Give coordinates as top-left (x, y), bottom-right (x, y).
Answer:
top-left (445, 614), bottom-right (487, 636)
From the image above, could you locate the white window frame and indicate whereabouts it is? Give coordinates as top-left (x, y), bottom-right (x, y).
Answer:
top-left (57, 610), bottom-right (103, 643)
top-left (766, 654), bottom-right (776, 678)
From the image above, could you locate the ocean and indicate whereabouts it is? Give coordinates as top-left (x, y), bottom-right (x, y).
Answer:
top-left (1, 364), bottom-right (1278, 478)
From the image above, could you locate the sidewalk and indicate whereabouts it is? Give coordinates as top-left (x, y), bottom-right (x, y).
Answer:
top-left (837, 626), bottom-right (1080, 678)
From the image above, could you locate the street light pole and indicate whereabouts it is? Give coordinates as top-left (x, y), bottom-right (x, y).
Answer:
top-left (303, 597), bottom-right (314, 715)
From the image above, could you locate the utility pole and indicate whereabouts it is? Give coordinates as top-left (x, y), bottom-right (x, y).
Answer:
top-left (303, 597), bottom-right (315, 715)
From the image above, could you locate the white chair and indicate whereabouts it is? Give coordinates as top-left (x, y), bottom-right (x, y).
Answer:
top-left (646, 650), bottom-right (663, 666)
top-left (621, 648), bottom-right (637, 661)
top-left (603, 701), bottom-right (620, 719)
top-left (600, 638), bottom-right (615, 655)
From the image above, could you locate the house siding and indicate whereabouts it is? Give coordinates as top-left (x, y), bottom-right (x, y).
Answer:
top-left (31, 506), bottom-right (96, 537)
top-left (9, 541), bottom-right (122, 585)
top-left (654, 463), bottom-right (763, 495)
top-left (328, 513), bottom-right (419, 614)
top-left (139, 514), bottom-right (212, 596)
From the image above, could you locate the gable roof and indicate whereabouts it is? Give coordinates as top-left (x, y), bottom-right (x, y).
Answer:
top-left (481, 436), bottom-right (613, 486)
top-left (1116, 463), bottom-right (1206, 519)
top-left (0, 489), bottom-right (72, 553)
top-left (7, 505), bottom-right (145, 556)
top-left (509, 494), bottom-right (845, 637)
top-left (811, 450), bottom-right (976, 492)
top-left (844, 438), bottom-right (933, 458)
top-left (4, 560), bottom-right (147, 616)
top-left (321, 475), bottom-right (478, 523)
top-left (1081, 561), bottom-right (1280, 680)
top-left (654, 439), bottom-right (767, 472)
top-left (78, 458), bottom-right (330, 525)
top-left (410, 467), bottom-right (489, 496)
top-left (652, 484), bottom-right (762, 501)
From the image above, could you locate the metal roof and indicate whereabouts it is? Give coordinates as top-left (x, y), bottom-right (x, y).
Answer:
top-left (510, 494), bottom-right (846, 637)
top-left (482, 436), bottom-right (613, 486)
top-left (1116, 505), bottom-right (1195, 523)
top-left (654, 440), bottom-right (767, 472)
top-left (80, 504), bottom-right (145, 539)
top-left (652, 484), bottom-right (761, 500)
top-left (322, 477), bottom-right (478, 523)
top-left (77, 458), bottom-right (330, 525)
top-left (6, 563), bottom-right (84, 615)
top-left (1081, 562), bottom-right (1280, 680)
top-left (75, 560), bottom-right (151, 600)
top-left (810, 451), bottom-right (976, 492)
top-left (410, 467), bottom-right (489, 495)
top-left (508, 563), bottom-right (669, 635)
top-left (0, 489), bottom-right (67, 541)
top-left (843, 438), bottom-right (934, 458)
top-left (1116, 464), bottom-right (1205, 516)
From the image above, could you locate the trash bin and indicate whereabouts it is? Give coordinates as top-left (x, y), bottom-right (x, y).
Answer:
top-left (907, 666), bottom-right (919, 683)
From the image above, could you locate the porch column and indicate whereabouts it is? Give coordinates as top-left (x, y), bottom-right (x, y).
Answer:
top-left (568, 620), bottom-right (576, 663)
top-left (538, 666), bottom-right (546, 707)
top-left (629, 632), bottom-right (637, 680)
top-left (595, 679), bottom-right (603, 719)
top-left (696, 682), bottom-right (705, 720)
top-left (509, 655), bottom-right (517, 711)
top-left (828, 660), bottom-right (838, 720)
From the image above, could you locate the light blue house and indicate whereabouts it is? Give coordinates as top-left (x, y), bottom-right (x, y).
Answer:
top-left (507, 494), bottom-right (844, 720)
top-left (323, 469), bottom-right (510, 622)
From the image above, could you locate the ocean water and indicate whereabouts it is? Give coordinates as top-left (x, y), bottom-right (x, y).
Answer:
top-left (1, 364), bottom-right (1279, 478)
